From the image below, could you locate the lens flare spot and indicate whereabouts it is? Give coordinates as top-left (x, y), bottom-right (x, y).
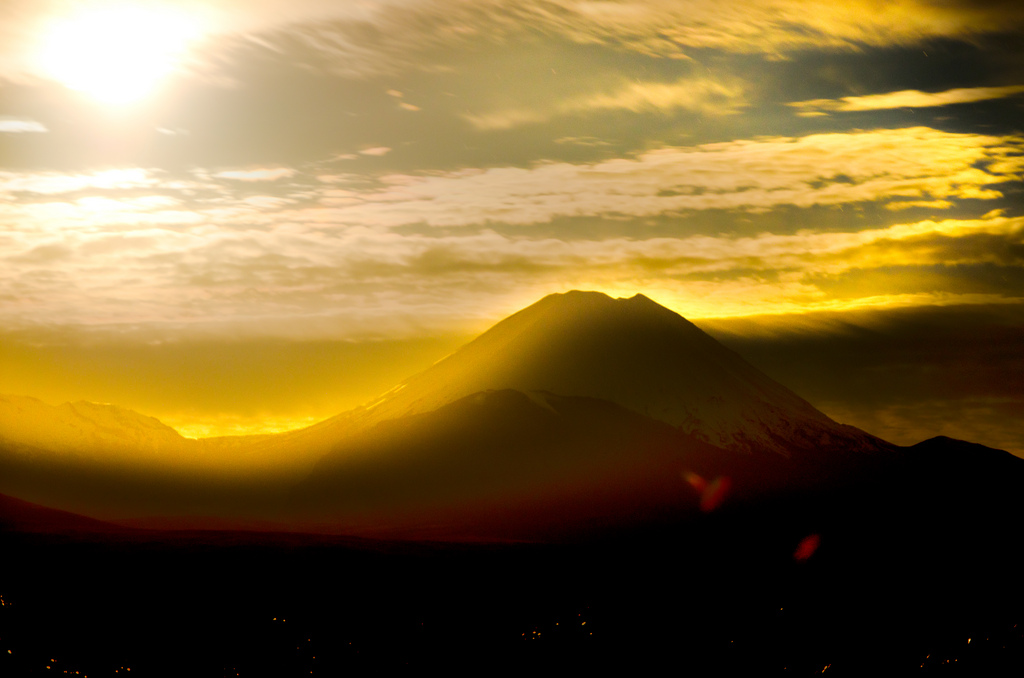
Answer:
top-left (683, 471), bottom-right (731, 512)
top-left (794, 533), bottom-right (821, 561)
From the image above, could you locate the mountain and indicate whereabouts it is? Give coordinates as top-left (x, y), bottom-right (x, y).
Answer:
top-left (1, 291), bottom-right (903, 535)
top-left (340, 291), bottom-right (888, 456)
top-left (284, 291), bottom-right (902, 538)
top-left (0, 394), bottom-right (187, 460)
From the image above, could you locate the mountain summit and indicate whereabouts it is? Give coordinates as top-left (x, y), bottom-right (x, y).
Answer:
top-left (349, 291), bottom-right (884, 455)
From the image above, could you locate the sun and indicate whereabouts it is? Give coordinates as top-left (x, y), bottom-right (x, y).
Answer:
top-left (37, 3), bottom-right (200, 106)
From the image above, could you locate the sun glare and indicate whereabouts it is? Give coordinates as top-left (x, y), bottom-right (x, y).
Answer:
top-left (37, 3), bottom-right (200, 106)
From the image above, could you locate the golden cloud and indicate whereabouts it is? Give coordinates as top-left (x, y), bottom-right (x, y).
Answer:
top-left (280, 127), bottom-right (1023, 228)
top-left (213, 167), bottom-right (298, 182)
top-left (2, 126), bottom-right (1022, 333)
top-left (2, 187), bottom-right (1020, 330)
top-left (0, 168), bottom-right (160, 196)
top-left (789, 85), bottom-right (1024, 115)
top-left (465, 76), bottom-right (746, 130)
top-left (216, 1), bottom-right (1024, 76)
top-left (3, 0), bottom-right (1007, 83)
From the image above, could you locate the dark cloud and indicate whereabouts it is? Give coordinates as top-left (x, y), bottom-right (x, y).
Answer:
top-left (806, 262), bottom-right (1024, 300)
top-left (698, 302), bottom-right (1024, 456)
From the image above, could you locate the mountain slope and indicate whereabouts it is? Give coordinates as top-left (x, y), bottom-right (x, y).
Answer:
top-left (342, 291), bottom-right (887, 455)
top-left (290, 390), bottom-right (714, 539)
top-left (290, 389), bottom-right (902, 541)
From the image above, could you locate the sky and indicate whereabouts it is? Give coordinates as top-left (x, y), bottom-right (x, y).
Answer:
top-left (0, 0), bottom-right (1022, 454)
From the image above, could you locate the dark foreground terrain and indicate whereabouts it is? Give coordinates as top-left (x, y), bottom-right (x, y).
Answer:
top-left (2, 437), bottom-right (1022, 677)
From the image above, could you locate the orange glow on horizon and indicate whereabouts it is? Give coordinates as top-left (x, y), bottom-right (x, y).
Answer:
top-left (167, 414), bottom-right (324, 439)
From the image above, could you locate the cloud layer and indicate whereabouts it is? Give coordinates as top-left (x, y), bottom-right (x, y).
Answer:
top-left (5, 0), bottom-right (1024, 84)
top-left (1, 126), bottom-right (1021, 332)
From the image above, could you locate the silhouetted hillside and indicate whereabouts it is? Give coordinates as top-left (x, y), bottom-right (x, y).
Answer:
top-left (0, 492), bottom-right (129, 535)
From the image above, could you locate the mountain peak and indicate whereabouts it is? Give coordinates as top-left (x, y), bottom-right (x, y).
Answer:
top-left (352, 291), bottom-right (884, 455)
top-left (499, 290), bottom-right (707, 343)
top-left (536, 289), bottom-right (661, 309)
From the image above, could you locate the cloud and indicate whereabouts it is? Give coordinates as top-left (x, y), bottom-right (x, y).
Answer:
top-left (200, 1), bottom-right (1024, 78)
top-left (553, 136), bottom-right (612, 147)
top-left (789, 85), bottom-right (1024, 115)
top-left (576, 77), bottom-right (745, 114)
top-left (0, 126), bottom-right (1021, 334)
top-left (7, 0), bottom-right (1016, 85)
top-left (0, 118), bottom-right (47, 133)
top-left (631, 215), bottom-right (1024, 275)
top-left (539, 0), bottom-right (1024, 54)
top-left (0, 168), bottom-right (160, 196)
top-left (212, 167), bottom-right (297, 182)
top-left (697, 301), bottom-right (1024, 456)
top-left (2, 169), bottom-right (1020, 329)
top-left (264, 128), bottom-right (1023, 228)
top-left (464, 76), bottom-right (746, 130)
top-left (884, 200), bottom-right (953, 211)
